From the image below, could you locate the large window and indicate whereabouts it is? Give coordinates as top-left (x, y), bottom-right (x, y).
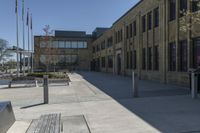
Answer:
top-left (59, 41), bottom-right (65, 48)
top-left (71, 41), bottom-right (77, 49)
top-left (66, 41), bottom-right (71, 48)
top-left (169, 42), bottom-right (176, 71)
top-left (192, 0), bottom-right (200, 12)
top-left (101, 57), bottom-right (105, 68)
top-left (107, 37), bottom-right (113, 47)
top-left (193, 38), bottom-right (200, 68)
top-left (148, 47), bottom-right (152, 70)
top-left (130, 23), bottom-right (133, 38)
top-left (179, 40), bottom-right (188, 72)
top-left (126, 26), bottom-right (129, 39)
top-left (169, 0), bottom-right (176, 21)
top-left (101, 41), bottom-right (106, 50)
top-left (142, 15), bottom-right (146, 32)
top-left (130, 51), bottom-right (133, 69)
top-left (154, 46), bottom-right (159, 70)
top-left (147, 12), bottom-right (152, 30)
top-left (52, 41), bottom-right (59, 48)
top-left (133, 21), bottom-right (137, 36)
top-left (133, 50), bottom-right (137, 69)
top-left (126, 52), bottom-right (129, 69)
top-left (180, 0), bottom-right (187, 17)
top-left (154, 7), bottom-right (159, 27)
top-left (142, 48), bottom-right (146, 70)
top-left (108, 55), bottom-right (113, 68)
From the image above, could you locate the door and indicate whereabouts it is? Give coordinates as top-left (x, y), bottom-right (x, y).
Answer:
top-left (117, 54), bottom-right (121, 75)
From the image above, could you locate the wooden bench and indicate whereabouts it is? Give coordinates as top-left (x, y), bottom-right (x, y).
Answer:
top-left (26, 113), bottom-right (61, 133)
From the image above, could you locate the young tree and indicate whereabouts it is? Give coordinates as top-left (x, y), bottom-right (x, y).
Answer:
top-left (40, 25), bottom-right (58, 72)
top-left (0, 38), bottom-right (12, 65)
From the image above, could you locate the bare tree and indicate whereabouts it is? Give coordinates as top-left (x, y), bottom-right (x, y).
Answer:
top-left (0, 39), bottom-right (12, 66)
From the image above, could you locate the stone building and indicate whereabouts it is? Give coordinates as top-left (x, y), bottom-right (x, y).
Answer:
top-left (91, 0), bottom-right (200, 86)
top-left (34, 0), bottom-right (200, 86)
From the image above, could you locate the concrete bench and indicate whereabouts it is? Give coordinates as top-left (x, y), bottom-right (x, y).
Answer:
top-left (26, 113), bottom-right (61, 133)
top-left (0, 101), bottom-right (15, 133)
top-left (8, 80), bottom-right (38, 88)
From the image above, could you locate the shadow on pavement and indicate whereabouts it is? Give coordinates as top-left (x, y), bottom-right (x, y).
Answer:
top-left (20, 103), bottom-right (45, 109)
top-left (77, 71), bottom-right (200, 133)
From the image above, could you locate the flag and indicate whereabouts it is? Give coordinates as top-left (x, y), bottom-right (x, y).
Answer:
top-left (22, 0), bottom-right (24, 20)
top-left (30, 14), bottom-right (32, 30)
top-left (26, 8), bottom-right (29, 26)
top-left (15, 0), bottom-right (18, 14)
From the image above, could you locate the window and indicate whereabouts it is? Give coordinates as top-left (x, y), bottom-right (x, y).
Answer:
top-left (169, 42), bottom-right (176, 71)
top-left (92, 46), bottom-right (95, 53)
top-left (192, 0), bottom-right (200, 12)
top-left (101, 41), bottom-right (106, 50)
top-left (40, 42), bottom-right (46, 48)
top-left (96, 45), bottom-right (100, 52)
top-left (142, 48), bottom-right (146, 70)
top-left (154, 46), bottom-right (159, 70)
top-left (179, 40), bottom-right (188, 72)
top-left (142, 15), bottom-right (146, 32)
top-left (101, 57), bottom-right (105, 68)
top-left (59, 41), bottom-right (65, 48)
top-left (193, 38), bottom-right (200, 68)
top-left (108, 55), bottom-right (113, 68)
top-left (130, 51), bottom-right (133, 69)
top-left (66, 41), bottom-right (71, 48)
top-left (180, 0), bottom-right (187, 17)
top-left (154, 7), bottom-right (159, 27)
top-left (83, 42), bottom-right (87, 48)
top-left (126, 26), bottom-right (129, 39)
top-left (148, 47), bottom-right (152, 70)
top-left (169, 0), bottom-right (176, 21)
top-left (107, 37), bottom-right (113, 47)
top-left (126, 52), bottom-right (129, 69)
top-left (133, 21), bottom-right (137, 36)
top-left (71, 41), bottom-right (77, 49)
top-left (52, 41), bottom-right (59, 48)
top-left (133, 50), bottom-right (137, 69)
top-left (130, 23), bottom-right (133, 37)
top-left (148, 12), bottom-right (152, 30)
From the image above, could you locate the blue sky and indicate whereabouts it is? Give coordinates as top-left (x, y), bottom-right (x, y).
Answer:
top-left (0, 0), bottom-right (139, 50)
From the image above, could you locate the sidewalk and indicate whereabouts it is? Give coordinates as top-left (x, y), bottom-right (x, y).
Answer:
top-left (0, 71), bottom-right (200, 133)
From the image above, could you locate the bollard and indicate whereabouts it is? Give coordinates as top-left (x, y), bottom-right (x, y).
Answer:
top-left (132, 71), bottom-right (139, 98)
top-left (43, 75), bottom-right (49, 104)
top-left (191, 72), bottom-right (198, 99)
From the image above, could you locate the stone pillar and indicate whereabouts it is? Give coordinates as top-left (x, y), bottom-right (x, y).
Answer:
top-left (43, 75), bottom-right (49, 104)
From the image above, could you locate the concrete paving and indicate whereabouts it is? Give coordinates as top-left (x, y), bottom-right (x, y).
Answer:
top-left (0, 71), bottom-right (199, 133)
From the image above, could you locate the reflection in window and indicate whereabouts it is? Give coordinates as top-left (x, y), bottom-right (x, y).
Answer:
top-left (71, 41), bottom-right (77, 49)
top-left (66, 41), bottom-right (71, 48)
top-left (59, 41), bottom-right (65, 48)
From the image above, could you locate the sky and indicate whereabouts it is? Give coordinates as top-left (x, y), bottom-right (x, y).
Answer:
top-left (0, 0), bottom-right (139, 50)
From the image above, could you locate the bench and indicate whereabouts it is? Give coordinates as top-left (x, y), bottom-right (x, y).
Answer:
top-left (26, 113), bottom-right (61, 133)
top-left (8, 79), bottom-right (38, 88)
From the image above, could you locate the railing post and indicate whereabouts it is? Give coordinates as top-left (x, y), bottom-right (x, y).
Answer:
top-left (191, 72), bottom-right (198, 99)
top-left (43, 75), bottom-right (49, 104)
top-left (132, 71), bottom-right (139, 98)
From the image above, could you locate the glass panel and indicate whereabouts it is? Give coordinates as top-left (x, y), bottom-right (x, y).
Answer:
top-left (59, 41), bottom-right (65, 48)
top-left (66, 41), bottom-right (71, 48)
top-left (52, 41), bottom-right (59, 48)
top-left (78, 41), bottom-right (84, 48)
top-left (71, 41), bottom-right (77, 49)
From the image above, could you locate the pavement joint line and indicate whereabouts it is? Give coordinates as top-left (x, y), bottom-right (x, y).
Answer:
top-left (83, 115), bottom-right (91, 133)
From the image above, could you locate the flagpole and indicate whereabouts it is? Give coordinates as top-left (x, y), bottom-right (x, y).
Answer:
top-left (31, 13), bottom-right (34, 73)
top-left (16, 0), bottom-right (20, 77)
top-left (22, 0), bottom-right (25, 76)
top-left (27, 8), bottom-right (30, 73)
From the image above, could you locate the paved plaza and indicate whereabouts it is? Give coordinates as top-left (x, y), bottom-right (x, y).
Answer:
top-left (0, 71), bottom-right (200, 133)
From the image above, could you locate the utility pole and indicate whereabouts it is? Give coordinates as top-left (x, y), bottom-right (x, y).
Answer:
top-left (22, 0), bottom-right (25, 76)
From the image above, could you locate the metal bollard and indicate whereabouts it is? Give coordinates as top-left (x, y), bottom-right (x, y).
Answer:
top-left (43, 75), bottom-right (49, 104)
top-left (191, 72), bottom-right (198, 99)
top-left (132, 71), bottom-right (139, 98)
